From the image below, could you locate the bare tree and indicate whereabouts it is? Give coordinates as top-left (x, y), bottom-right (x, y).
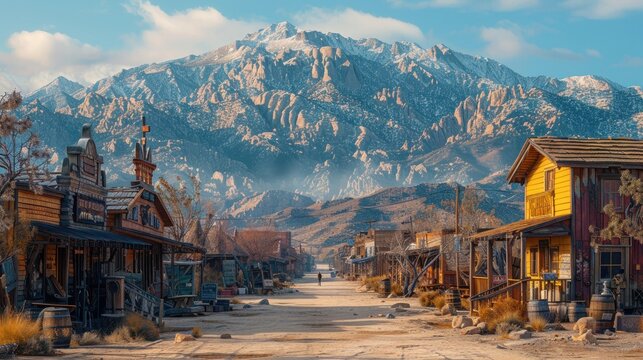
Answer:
top-left (600, 170), bottom-right (642, 244)
top-left (0, 91), bottom-right (51, 256)
top-left (235, 229), bottom-right (280, 263)
top-left (156, 174), bottom-right (203, 242)
top-left (388, 232), bottom-right (440, 297)
top-left (460, 186), bottom-right (501, 235)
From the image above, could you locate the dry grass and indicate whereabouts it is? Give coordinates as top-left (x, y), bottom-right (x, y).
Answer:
top-left (191, 327), bottom-right (203, 338)
top-left (105, 326), bottom-right (133, 344)
top-left (0, 312), bottom-right (40, 346)
top-left (529, 316), bottom-right (547, 332)
top-left (432, 295), bottom-right (446, 309)
top-left (418, 290), bottom-right (440, 307)
top-left (479, 298), bottom-right (526, 333)
top-left (124, 313), bottom-right (159, 341)
top-left (461, 298), bottom-right (471, 311)
top-left (16, 335), bottom-right (53, 356)
top-left (495, 322), bottom-right (521, 338)
top-left (79, 331), bottom-right (104, 346)
top-left (391, 282), bottom-right (404, 296)
top-left (230, 298), bottom-right (243, 305)
top-left (360, 276), bottom-right (387, 293)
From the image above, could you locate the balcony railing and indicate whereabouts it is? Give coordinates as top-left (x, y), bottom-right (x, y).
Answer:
top-left (526, 190), bottom-right (554, 218)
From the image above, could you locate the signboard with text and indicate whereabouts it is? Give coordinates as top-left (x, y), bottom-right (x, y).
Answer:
top-left (74, 194), bottom-right (106, 226)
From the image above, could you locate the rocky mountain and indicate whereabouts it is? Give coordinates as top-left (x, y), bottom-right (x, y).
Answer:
top-left (20, 22), bottom-right (642, 206)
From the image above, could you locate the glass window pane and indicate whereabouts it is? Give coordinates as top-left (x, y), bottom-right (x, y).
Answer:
top-left (601, 252), bottom-right (610, 264)
top-left (612, 252), bottom-right (621, 265)
top-left (600, 266), bottom-right (609, 279)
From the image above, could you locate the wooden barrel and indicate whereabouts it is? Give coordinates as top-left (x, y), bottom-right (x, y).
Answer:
top-left (589, 294), bottom-right (615, 334)
top-left (568, 301), bottom-right (588, 323)
top-left (548, 302), bottom-right (568, 323)
top-left (445, 289), bottom-right (461, 309)
top-left (380, 279), bottom-right (391, 295)
top-left (527, 300), bottom-right (551, 323)
top-left (40, 307), bottom-right (72, 348)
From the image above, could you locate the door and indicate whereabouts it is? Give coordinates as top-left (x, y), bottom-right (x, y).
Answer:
top-left (595, 247), bottom-right (629, 307)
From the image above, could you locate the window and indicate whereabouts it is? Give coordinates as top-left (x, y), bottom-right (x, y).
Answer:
top-left (529, 248), bottom-right (538, 275)
top-left (544, 169), bottom-right (555, 192)
top-left (129, 206), bottom-right (139, 222)
top-left (599, 249), bottom-right (623, 279)
top-left (550, 247), bottom-right (560, 274)
top-left (602, 179), bottom-right (623, 211)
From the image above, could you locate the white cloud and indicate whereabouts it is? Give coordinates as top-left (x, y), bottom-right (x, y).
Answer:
top-left (388, 0), bottom-right (539, 11)
top-left (480, 26), bottom-right (587, 60)
top-left (292, 8), bottom-right (424, 43)
top-left (564, 0), bottom-right (643, 19)
top-left (586, 48), bottom-right (601, 58)
top-left (0, 1), bottom-right (264, 91)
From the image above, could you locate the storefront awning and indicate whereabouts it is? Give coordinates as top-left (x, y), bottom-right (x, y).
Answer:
top-left (351, 255), bottom-right (375, 264)
top-left (468, 215), bottom-right (570, 241)
top-left (32, 221), bottom-right (151, 250)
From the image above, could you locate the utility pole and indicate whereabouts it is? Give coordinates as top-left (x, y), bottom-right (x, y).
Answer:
top-left (454, 184), bottom-right (460, 290)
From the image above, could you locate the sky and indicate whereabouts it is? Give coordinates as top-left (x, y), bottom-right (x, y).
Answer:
top-left (0, 0), bottom-right (641, 92)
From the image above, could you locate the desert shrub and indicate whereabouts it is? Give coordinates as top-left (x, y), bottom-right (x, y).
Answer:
top-left (461, 298), bottom-right (471, 311)
top-left (432, 295), bottom-right (446, 309)
top-left (16, 335), bottom-right (53, 356)
top-left (79, 331), bottom-right (104, 346)
top-left (479, 298), bottom-right (526, 333)
top-left (124, 313), bottom-right (159, 341)
top-left (495, 322), bottom-right (521, 338)
top-left (391, 282), bottom-right (404, 296)
top-left (418, 290), bottom-right (440, 307)
top-left (230, 298), bottom-right (243, 305)
top-left (70, 334), bottom-right (80, 348)
top-left (191, 327), bottom-right (202, 338)
top-left (0, 312), bottom-right (39, 346)
top-left (360, 276), bottom-right (386, 293)
top-left (105, 326), bottom-right (133, 344)
top-left (529, 316), bottom-right (547, 332)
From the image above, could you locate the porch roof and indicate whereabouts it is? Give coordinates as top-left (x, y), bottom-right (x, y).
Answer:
top-left (32, 221), bottom-right (151, 250)
top-left (468, 215), bottom-right (570, 241)
top-left (351, 255), bottom-right (375, 264)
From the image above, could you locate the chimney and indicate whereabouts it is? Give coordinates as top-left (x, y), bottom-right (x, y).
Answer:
top-left (133, 116), bottom-right (157, 185)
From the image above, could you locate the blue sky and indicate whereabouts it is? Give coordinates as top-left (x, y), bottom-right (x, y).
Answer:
top-left (0, 0), bottom-right (641, 91)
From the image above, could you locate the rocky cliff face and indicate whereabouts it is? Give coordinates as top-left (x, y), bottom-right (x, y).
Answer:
top-left (21, 22), bottom-right (642, 206)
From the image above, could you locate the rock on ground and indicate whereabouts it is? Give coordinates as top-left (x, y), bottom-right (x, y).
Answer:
top-left (472, 317), bottom-right (481, 326)
top-left (243, 304), bottom-right (252, 309)
top-left (441, 304), bottom-right (457, 316)
top-left (461, 326), bottom-right (482, 335)
top-left (452, 315), bottom-right (473, 329)
top-left (476, 322), bottom-right (487, 333)
top-left (573, 330), bottom-right (598, 345)
top-left (220, 333), bottom-right (232, 339)
top-left (391, 303), bottom-right (410, 309)
top-left (175, 333), bottom-right (195, 343)
top-left (395, 307), bottom-right (407, 313)
top-left (386, 313), bottom-right (396, 319)
top-left (508, 330), bottom-right (532, 340)
top-left (258, 299), bottom-right (270, 305)
top-left (387, 293), bottom-right (398, 298)
top-left (573, 317), bottom-right (596, 335)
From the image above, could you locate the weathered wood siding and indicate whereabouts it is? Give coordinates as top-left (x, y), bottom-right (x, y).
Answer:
top-left (17, 190), bottom-right (61, 224)
top-left (524, 155), bottom-right (572, 218)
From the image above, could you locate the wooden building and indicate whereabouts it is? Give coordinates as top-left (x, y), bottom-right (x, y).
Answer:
top-left (414, 229), bottom-right (467, 291)
top-left (469, 137), bottom-right (642, 313)
top-left (106, 117), bottom-right (204, 302)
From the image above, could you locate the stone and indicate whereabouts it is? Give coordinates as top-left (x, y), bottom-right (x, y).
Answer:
top-left (572, 330), bottom-right (597, 345)
top-left (508, 329), bottom-right (532, 340)
top-left (604, 329), bottom-right (615, 337)
top-left (391, 302), bottom-right (410, 309)
top-left (461, 326), bottom-right (482, 335)
top-left (258, 299), bottom-right (270, 305)
top-left (395, 307), bottom-right (407, 313)
top-left (387, 293), bottom-right (398, 298)
top-left (496, 344), bottom-right (507, 349)
top-left (220, 333), bottom-right (232, 339)
top-left (386, 313), bottom-right (396, 319)
top-left (174, 333), bottom-right (195, 343)
top-left (377, 313), bottom-right (385, 317)
top-left (472, 317), bottom-right (481, 326)
top-left (243, 304), bottom-right (252, 309)
top-left (573, 317), bottom-right (596, 335)
top-left (441, 304), bottom-right (457, 316)
top-left (476, 322), bottom-right (487, 333)
top-left (452, 315), bottom-right (474, 329)
top-left (544, 323), bottom-right (566, 331)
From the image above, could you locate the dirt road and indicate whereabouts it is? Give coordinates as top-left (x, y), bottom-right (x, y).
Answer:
top-left (61, 269), bottom-right (642, 359)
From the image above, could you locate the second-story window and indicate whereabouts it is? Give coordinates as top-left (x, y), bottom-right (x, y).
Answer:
top-left (602, 178), bottom-right (623, 211)
top-left (129, 206), bottom-right (139, 222)
top-left (544, 169), bottom-right (555, 192)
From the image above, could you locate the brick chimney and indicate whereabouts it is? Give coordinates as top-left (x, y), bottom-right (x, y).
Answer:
top-left (133, 116), bottom-right (156, 185)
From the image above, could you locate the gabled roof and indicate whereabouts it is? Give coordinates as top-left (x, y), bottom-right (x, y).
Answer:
top-left (106, 186), bottom-right (173, 226)
top-left (508, 137), bottom-right (643, 184)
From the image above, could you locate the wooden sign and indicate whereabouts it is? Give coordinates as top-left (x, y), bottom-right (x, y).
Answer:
top-left (201, 283), bottom-right (217, 303)
top-left (74, 194), bottom-right (105, 226)
top-left (559, 254), bottom-right (571, 279)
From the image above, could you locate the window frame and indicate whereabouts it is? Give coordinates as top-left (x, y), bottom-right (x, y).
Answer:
top-left (601, 178), bottom-right (624, 212)
top-left (544, 169), bottom-right (555, 192)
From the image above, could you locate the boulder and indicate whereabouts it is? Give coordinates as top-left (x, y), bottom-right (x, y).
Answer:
top-left (386, 313), bottom-right (396, 319)
top-left (395, 307), bottom-right (407, 313)
top-left (391, 303), bottom-right (410, 309)
top-left (604, 329), bottom-right (615, 337)
top-left (441, 304), bottom-right (457, 316)
top-left (243, 304), bottom-right (252, 309)
top-left (573, 330), bottom-right (597, 345)
top-left (220, 333), bottom-right (232, 339)
top-left (461, 326), bottom-right (482, 335)
top-left (508, 329), bottom-right (532, 340)
top-left (387, 293), bottom-right (398, 298)
top-left (573, 317), bottom-right (596, 335)
top-left (476, 322), bottom-right (487, 333)
top-left (174, 333), bottom-right (195, 343)
top-left (472, 317), bottom-right (481, 326)
top-left (452, 315), bottom-right (473, 329)
top-left (544, 323), bottom-right (565, 331)
top-left (258, 299), bottom-right (270, 305)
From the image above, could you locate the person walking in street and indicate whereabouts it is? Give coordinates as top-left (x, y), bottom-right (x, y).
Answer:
top-left (317, 272), bottom-right (322, 286)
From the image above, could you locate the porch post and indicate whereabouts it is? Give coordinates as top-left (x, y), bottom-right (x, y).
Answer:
top-left (487, 239), bottom-right (492, 291)
top-left (520, 233), bottom-right (526, 305)
top-left (469, 239), bottom-right (475, 316)
top-left (506, 236), bottom-right (511, 299)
